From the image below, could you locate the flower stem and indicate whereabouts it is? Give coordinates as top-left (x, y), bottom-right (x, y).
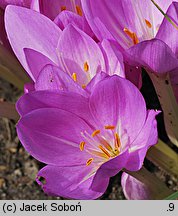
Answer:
top-left (148, 71), bottom-right (178, 147)
top-left (0, 101), bottom-right (19, 120)
top-left (151, 0), bottom-right (178, 30)
top-left (147, 139), bottom-right (178, 178)
top-left (0, 44), bottom-right (30, 90)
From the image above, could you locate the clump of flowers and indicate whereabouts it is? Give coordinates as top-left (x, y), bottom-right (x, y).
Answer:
top-left (0, 0), bottom-right (177, 200)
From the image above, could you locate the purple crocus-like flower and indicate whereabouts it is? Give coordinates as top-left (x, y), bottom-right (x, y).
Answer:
top-left (81, 0), bottom-right (178, 87)
top-left (16, 74), bottom-right (159, 199)
top-left (31, 0), bottom-right (93, 36)
top-left (82, 0), bottom-right (178, 148)
top-left (5, 5), bottom-right (124, 94)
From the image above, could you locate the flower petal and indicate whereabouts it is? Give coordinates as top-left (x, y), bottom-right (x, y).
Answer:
top-left (24, 48), bottom-right (56, 81)
top-left (0, 0), bottom-right (31, 9)
top-left (124, 63), bottom-right (142, 89)
top-left (86, 71), bottom-right (109, 93)
top-left (17, 108), bottom-right (93, 166)
top-left (31, 0), bottom-right (82, 20)
top-left (121, 172), bottom-right (151, 200)
top-left (91, 149), bottom-right (129, 192)
top-left (35, 64), bottom-right (87, 97)
top-left (54, 10), bottom-right (93, 37)
top-left (100, 39), bottom-right (125, 77)
top-left (89, 75), bottom-right (147, 143)
top-left (57, 24), bottom-right (105, 86)
top-left (24, 82), bottom-right (35, 93)
top-left (126, 39), bottom-right (178, 73)
top-left (5, 6), bottom-right (61, 80)
top-left (82, 0), bottom-right (173, 47)
top-left (16, 90), bottom-right (92, 123)
top-left (37, 165), bottom-right (106, 199)
top-left (156, 2), bottom-right (178, 57)
top-left (125, 110), bottom-right (159, 171)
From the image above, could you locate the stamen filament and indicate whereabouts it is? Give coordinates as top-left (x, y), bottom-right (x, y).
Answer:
top-left (100, 138), bottom-right (113, 151)
top-left (92, 130), bottom-right (100, 137)
top-left (98, 145), bottom-right (111, 158)
top-left (86, 158), bottom-right (93, 166)
top-left (88, 149), bottom-right (110, 159)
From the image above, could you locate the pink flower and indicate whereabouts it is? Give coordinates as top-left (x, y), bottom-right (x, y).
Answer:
top-left (17, 74), bottom-right (159, 199)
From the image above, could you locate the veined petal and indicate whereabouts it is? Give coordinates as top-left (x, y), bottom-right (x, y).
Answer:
top-left (89, 75), bottom-right (147, 143)
top-left (17, 108), bottom-right (93, 166)
top-left (5, 6), bottom-right (61, 81)
top-left (57, 24), bottom-right (105, 86)
top-left (24, 48), bottom-right (56, 81)
top-left (91, 149), bottom-right (129, 192)
top-left (100, 39), bottom-right (125, 77)
top-left (86, 71), bottom-right (109, 93)
top-left (37, 165), bottom-right (106, 199)
top-left (82, 0), bottom-right (173, 47)
top-left (126, 39), bottom-right (178, 73)
top-left (35, 64), bottom-right (87, 97)
top-left (54, 10), bottom-right (93, 37)
top-left (16, 90), bottom-right (92, 124)
top-left (125, 110), bottom-right (159, 171)
top-left (121, 172), bottom-right (151, 200)
top-left (156, 2), bottom-right (178, 57)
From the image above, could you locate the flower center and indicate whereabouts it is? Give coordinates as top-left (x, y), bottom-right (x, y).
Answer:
top-left (123, 17), bottom-right (153, 46)
top-left (60, 1), bottom-right (83, 16)
top-left (80, 125), bottom-right (121, 166)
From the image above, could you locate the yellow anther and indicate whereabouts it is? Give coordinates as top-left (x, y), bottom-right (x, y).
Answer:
top-left (61, 6), bottom-right (66, 11)
top-left (79, 141), bottom-right (85, 151)
top-left (98, 145), bottom-right (111, 158)
top-left (82, 84), bottom-right (86, 89)
top-left (86, 158), bottom-right (93, 166)
top-left (104, 125), bottom-right (115, 130)
top-left (123, 28), bottom-right (139, 45)
top-left (72, 73), bottom-right (77, 82)
top-left (92, 129), bottom-right (100, 137)
top-left (145, 19), bottom-right (152, 28)
top-left (76, 5), bottom-right (83, 16)
top-left (84, 61), bottom-right (89, 72)
top-left (115, 133), bottom-right (121, 149)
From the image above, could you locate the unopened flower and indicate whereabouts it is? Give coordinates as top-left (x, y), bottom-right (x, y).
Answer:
top-left (17, 74), bottom-right (159, 199)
